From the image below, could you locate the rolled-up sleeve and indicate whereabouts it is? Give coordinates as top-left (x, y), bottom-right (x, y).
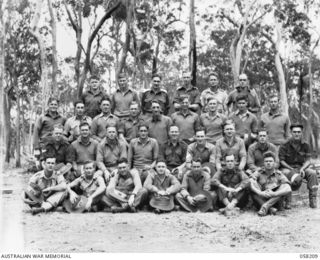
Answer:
top-left (166, 175), bottom-right (181, 195)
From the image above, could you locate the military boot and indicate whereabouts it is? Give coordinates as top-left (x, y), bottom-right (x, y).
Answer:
top-left (31, 207), bottom-right (45, 215)
top-left (309, 187), bottom-right (318, 209)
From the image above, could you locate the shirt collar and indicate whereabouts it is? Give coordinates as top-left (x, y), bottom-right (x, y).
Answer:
top-left (116, 88), bottom-right (132, 95)
top-left (78, 137), bottom-right (92, 145)
top-left (45, 111), bottom-right (61, 119)
top-left (96, 113), bottom-right (115, 119)
top-left (178, 110), bottom-right (192, 117)
top-left (40, 170), bottom-right (56, 180)
top-left (223, 136), bottom-right (238, 146)
top-left (235, 110), bottom-right (249, 116)
top-left (88, 88), bottom-right (102, 96)
top-left (138, 137), bottom-right (150, 144)
top-left (203, 112), bottom-right (221, 120)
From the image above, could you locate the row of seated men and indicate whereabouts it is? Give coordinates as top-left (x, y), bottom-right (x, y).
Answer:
top-left (24, 152), bottom-right (291, 216)
top-left (25, 117), bottom-right (318, 215)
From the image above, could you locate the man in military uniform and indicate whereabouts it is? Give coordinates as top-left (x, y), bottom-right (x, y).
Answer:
top-left (67, 161), bottom-right (107, 212)
top-left (23, 156), bottom-right (67, 215)
top-left (250, 151), bottom-right (292, 216)
top-left (141, 74), bottom-right (170, 116)
top-left (105, 158), bottom-right (147, 213)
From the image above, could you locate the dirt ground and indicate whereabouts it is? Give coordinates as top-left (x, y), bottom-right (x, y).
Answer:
top-left (1, 169), bottom-right (320, 253)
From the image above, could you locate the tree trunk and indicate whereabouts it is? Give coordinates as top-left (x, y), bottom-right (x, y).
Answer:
top-left (29, 96), bottom-right (34, 154)
top-left (274, 18), bottom-right (288, 115)
top-left (78, 0), bottom-right (121, 98)
top-left (116, 0), bottom-right (133, 80)
top-left (4, 94), bottom-right (11, 163)
top-left (0, 0), bottom-right (5, 166)
top-left (30, 0), bottom-right (48, 111)
top-left (189, 0), bottom-right (197, 86)
top-left (16, 93), bottom-right (21, 167)
top-left (47, 0), bottom-right (58, 95)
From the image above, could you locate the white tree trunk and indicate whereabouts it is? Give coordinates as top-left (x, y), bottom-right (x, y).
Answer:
top-left (274, 18), bottom-right (288, 115)
top-left (47, 0), bottom-right (58, 96)
top-left (30, 0), bottom-right (49, 112)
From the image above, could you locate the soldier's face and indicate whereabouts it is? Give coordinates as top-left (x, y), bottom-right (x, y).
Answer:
top-left (75, 103), bottom-right (84, 116)
top-left (53, 128), bottom-right (63, 141)
top-left (118, 77), bottom-right (127, 88)
top-left (138, 127), bottom-right (148, 139)
top-left (264, 157), bottom-right (275, 170)
top-left (129, 104), bottom-right (140, 117)
top-left (156, 162), bottom-right (167, 175)
top-left (209, 76), bottom-right (218, 87)
top-left (269, 97), bottom-right (279, 110)
top-left (169, 126), bottom-right (179, 140)
top-left (90, 79), bottom-right (100, 90)
top-left (106, 127), bottom-right (117, 140)
top-left (84, 163), bottom-right (95, 178)
top-left (48, 100), bottom-right (58, 113)
top-left (192, 161), bottom-right (202, 173)
top-left (182, 73), bottom-right (191, 84)
top-left (258, 131), bottom-right (267, 144)
top-left (236, 100), bottom-right (248, 111)
top-left (181, 98), bottom-right (190, 110)
top-left (225, 156), bottom-right (235, 169)
top-left (44, 158), bottom-right (56, 172)
top-left (152, 77), bottom-right (161, 88)
top-left (151, 103), bottom-right (161, 115)
top-left (118, 162), bottom-right (128, 175)
top-left (80, 126), bottom-right (90, 138)
top-left (239, 75), bottom-right (248, 88)
top-left (224, 124), bottom-right (235, 137)
top-left (207, 99), bottom-right (218, 112)
top-left (195, 131), bottom-right (206, 145)
top-left (100, 101), bottom-right (111, 113)
top-left (292, 127), bottom-right (303, 141)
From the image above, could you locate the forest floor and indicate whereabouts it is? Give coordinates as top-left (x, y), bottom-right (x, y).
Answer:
top-left (1, 167), bottom-right (320, 253)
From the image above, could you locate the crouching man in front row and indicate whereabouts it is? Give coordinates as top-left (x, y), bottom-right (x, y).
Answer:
top-left (212, 154), bottom-right (249, 214)
top-left (143, 160), bottom-right (181, 213)
top-left (105, 158), bottom-right (147, 213)
top-left (175, 159), bottom-right (216, 212)
top-left (66, 160), bottom-right (107, 212)
top-left (250, 151), bottom-right (292, 216)
top-left (23, 155), bottom-right (67, 215)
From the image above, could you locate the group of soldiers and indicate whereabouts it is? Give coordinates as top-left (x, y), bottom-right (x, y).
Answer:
top-left (23, 71), bottom-right (319, 216)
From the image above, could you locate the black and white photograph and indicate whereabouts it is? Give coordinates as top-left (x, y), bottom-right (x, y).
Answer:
top-left (0, 0), bottom-right (320, 255)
